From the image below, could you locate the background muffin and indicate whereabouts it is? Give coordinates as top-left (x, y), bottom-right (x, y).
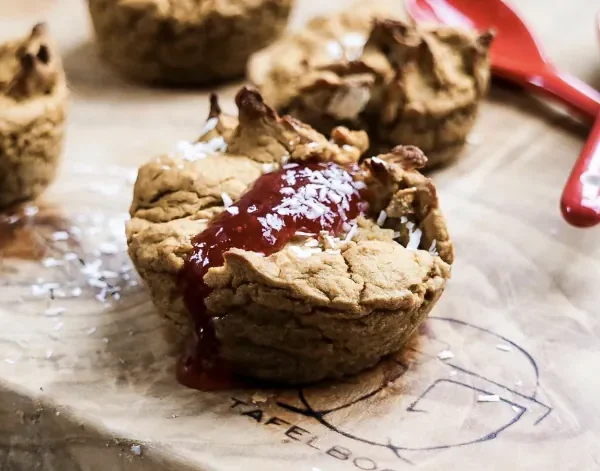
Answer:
top-left (0, 24), bottom-right (68, 209)
top-left (249, 9), bottom-right (492, 169)
top-left (88, 0), bottom-right (295, 85)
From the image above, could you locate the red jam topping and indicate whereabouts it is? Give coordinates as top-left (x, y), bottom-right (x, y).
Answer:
top-left (179, 161), bottom-right (368, 390)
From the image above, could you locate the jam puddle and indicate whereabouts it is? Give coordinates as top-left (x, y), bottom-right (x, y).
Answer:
top-left (179, 161), bottom-right (368, 390)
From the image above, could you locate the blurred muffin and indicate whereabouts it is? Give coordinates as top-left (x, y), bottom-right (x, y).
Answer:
top-left (250, 10), bottom-right (492, 169)
top-left (0, 24), bottom-right (68, 209)
top-left (88, 0), bottom-right (295, 85)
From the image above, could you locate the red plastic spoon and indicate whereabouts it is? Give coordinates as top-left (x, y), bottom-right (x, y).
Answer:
top-left (406, 0), bottom-right (600, 227)
top-left (562, 115), bottom-right (600, 227)
top-left (561, 13), bottom-right (600, 227)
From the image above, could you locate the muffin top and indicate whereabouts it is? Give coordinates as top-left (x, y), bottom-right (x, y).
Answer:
top-left (0, 24), bottom-right (65, 105)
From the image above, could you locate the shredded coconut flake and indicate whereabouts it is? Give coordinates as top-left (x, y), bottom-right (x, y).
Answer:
top-left (23, 205), bottom-right (39, 217)
top-left (326, 40), bottom-right (344, 60)
top-left (341, 32), bottom-right (367, 61)
top-left (99, 243), bottom-right (119, 255)
top-left (262, 163), bottom-right (275, 173)
top-left (407, 228), bottom-right (422, 250)
top-left (42, 258), bottom-right (64, 268)
top-left (52, 231), bottom-right (69, 241)
top-left (477, 394), bottom-right (500, 403)
top-left (32, 283), bottom-right (60, 296)
top-left (69, 226), bottom-right (82, 239)
top-left (344, 224), bottom-right (358, 243)
top-left (226, 206), bottom-right (239, 215)
top-left (324, 234), bottom-right (336, 248)
top-left (304, 238), bottom-right (319, 247)
top-left (43, 307), bottom-right (66, 317)
top-left (81, 259), bottom-right (103, 277)
top-left (437, 350), bottom-right (454, 361)
top-left (88, 279), bottom-right (108, 289)
top-left (174, 136), bottom-right (227, 161)
top-left (289, 246), bottom-right (313, 259)
top-left (221, 192), bottom-right (233, 208)
top-left (376, 210), bottom-right (387, 226)
top-left (200, 117), bottom-right (218, 136)
top-left (131, 445), bottom-right (142, 456)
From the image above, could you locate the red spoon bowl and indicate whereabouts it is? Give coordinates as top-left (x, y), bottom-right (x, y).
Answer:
top-left (406, 0), bottom-right (600, 227)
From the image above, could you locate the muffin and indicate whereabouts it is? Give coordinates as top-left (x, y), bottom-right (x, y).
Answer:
top-left (126, 87), bottom-right (454, 386)
top-left (0, 24), bottom-right (68, 209)
top-left (88, 0), bottom-right (295, 85)
top-left (249, 10), bottom-right (492, 169)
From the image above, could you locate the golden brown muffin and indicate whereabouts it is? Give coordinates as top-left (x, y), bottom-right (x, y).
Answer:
top-left (249, 10), bottom-right (492, 169)
top-left (0, 24), bottom-right (68, 209)
top-left (88, 0), bottom-right (295, 85)
top-left (126, 88), bottom-right (454, 385)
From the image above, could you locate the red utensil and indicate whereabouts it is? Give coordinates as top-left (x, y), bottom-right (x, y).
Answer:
top-left (561, 13), bottom-right (600, 227)
top-left (406, 0), bottom-right (600, 227)
top-left (561, 115), bottom-right (600, 227)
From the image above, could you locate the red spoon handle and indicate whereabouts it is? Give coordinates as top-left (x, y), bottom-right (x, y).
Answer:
top-left (560, 113), bottom-right (600, 227)
top-left (495, 66), bottom-right (600, 119)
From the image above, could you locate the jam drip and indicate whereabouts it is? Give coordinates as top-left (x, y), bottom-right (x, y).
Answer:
top-left (179, 161), bottom-right (368, 390)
